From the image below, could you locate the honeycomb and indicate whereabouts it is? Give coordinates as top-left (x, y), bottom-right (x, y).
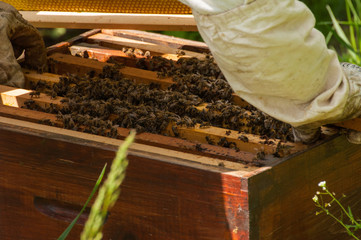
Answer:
top-left (3, 0), bottom-right (192, 14)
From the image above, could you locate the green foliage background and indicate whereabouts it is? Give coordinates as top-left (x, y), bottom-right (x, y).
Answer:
top-left (303, 0), bottom-right (345, 34)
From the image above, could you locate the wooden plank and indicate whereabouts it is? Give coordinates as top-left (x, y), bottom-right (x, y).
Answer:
top-left (87, 33), bottom-right (205, 59)
top-left (0, 116), bottom-right (254, 172)
top-left (48, 53), bottom-right (174, 89)
top-left (69, 43), bottom-right (182, 62)
top-left (247, 134), bottom-right (361, 240)
top-left (23, 70), bottom-right (61, 89)
top-left (0, 105), bottom-right (257, 165)
top-left (333, 118), bottom-right (361, 132)
top-left (0, 105), bottom-right (58, 124)
top-left (165, 123), bottom-right (306, 156)
top-left (0, 85), bottom-right (62, 109)
top-left (0, 116), bottom-right (253, 239)
top-left (101, 29), bottom-right (210, 53)
top-left (47, 29), bottom-right (101, 55)
top-left (69, 44), bottom-right (142, 66)
top-left (20, 11), bottom-right (198, 31)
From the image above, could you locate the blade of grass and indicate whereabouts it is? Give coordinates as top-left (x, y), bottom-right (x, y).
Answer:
top-left (326, 5), bottom-right (351, 45)
top-left (347, 0), bottom-right (361, 22)
top-left (330, 28), bottom-right (360, 54)
top-left (346, 0), bottom-right (357, 50)
top-left (351, 0), bottom-right (361, 52)
top-left (347, 0), bottom-right (361, 63)
top-left (327, 4), bottom-right (360, 63)
top-left (80, 130), bottom-right (136, 240)
top-left (57, 163), bottom-right (107, 240)
top-left (347, 0), bottom-right (361, 54)
top-left (325, 30), bottom-right (334, 45)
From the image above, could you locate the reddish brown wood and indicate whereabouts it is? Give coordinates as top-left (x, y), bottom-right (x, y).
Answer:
top-left (247, 135), bottom-right (361, 240)
top-left (334, 118), bottom-right (361, 132)
top-left (33, 196), bottom-right (90, 225)
top-left (0, 117), bottom-right (252, 240)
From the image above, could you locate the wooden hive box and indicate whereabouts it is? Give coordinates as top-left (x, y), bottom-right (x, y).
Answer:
top-left (1, 29), bottom-right (361, 240)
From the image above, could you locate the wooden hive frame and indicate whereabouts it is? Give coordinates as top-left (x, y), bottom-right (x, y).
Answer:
top-left (20, 12), bottom-right (197, 31)
top-left (1, 29), bottom-right (361, 240)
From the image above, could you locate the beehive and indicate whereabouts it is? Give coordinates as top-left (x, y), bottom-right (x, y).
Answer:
top-left (1, 29), bottom-right (361, 240)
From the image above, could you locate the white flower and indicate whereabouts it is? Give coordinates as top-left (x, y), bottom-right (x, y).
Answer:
top-left (318, 181), bottom-right (326, 188)
top-left (312, 195), bottom-right (319, 203)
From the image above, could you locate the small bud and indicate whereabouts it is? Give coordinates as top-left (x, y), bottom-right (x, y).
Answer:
top-left (313, 195), bottom-right (319, 203)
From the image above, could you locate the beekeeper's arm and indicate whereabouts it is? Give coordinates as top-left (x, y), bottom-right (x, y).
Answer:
top-left (179, 0), bottom-right (361, 143)
top-left (0, 2), bottom-right (46, 88)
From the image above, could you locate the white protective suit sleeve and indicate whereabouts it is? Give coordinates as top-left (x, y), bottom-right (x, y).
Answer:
top-left (179, 0), bottom-right (361, 135)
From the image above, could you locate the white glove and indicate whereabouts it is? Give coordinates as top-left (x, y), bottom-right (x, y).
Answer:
top-left (180, 0), bottom-right (361, 143)
top-left (0, 2), bottom-right (46, 87)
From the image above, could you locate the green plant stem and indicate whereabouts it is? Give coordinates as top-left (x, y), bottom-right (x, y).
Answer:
top-left (324, 189), bottom-right (355, 224)
top-left (319, 205), bottom-right (360, 240)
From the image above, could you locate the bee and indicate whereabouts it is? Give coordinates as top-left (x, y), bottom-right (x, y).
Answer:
top-left (83, 50), bottom-right (89, 59)
top-left (38, 119), bottom-right (54, 126)
top-left (24, 99), bottom-right (35, 105)
top-left (256, 151), bottom-right (266, 160)
top-left (199, 122), bottom-right (211, 129)
top-left (205, 136), bottom-right (214, 145)
top-left (218, 137), bottom-right (227, 147)
top-left (133, 48), bottom-right (144, 56)
top-left (144, 51), bottom-right (151, 58)
top-left (172, 125), bottom-right (179, 137)
top-left (238, 135), bottom-right (249, 143)
top-left (30, 91), bottom-right (41, 98)
top-left (176, 50), bottom-right (186, 56)
top-left (60, 98), bottom-right (69, 103)
top-left (195, 144), bottom-right (204, 151)
top-left (218, 162), bottom-right (225, 167)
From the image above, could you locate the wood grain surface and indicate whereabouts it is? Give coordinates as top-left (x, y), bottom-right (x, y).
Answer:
top-left (0, 116), bottom-right (253, 240)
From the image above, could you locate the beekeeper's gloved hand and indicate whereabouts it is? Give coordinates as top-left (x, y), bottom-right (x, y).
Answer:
top-left (179, 0), bottom-right (361, 144)
top-left (0, 2), bottom-right (46, 88)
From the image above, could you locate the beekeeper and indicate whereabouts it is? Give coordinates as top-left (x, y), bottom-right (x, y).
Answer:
top-left (0, 1), bottom-right (46, 87)
top-left (178, 0), bottom-right (361, 143)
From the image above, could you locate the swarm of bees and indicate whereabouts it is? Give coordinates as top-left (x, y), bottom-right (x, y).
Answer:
top-left (28, 51), bottom-right (294, 150)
